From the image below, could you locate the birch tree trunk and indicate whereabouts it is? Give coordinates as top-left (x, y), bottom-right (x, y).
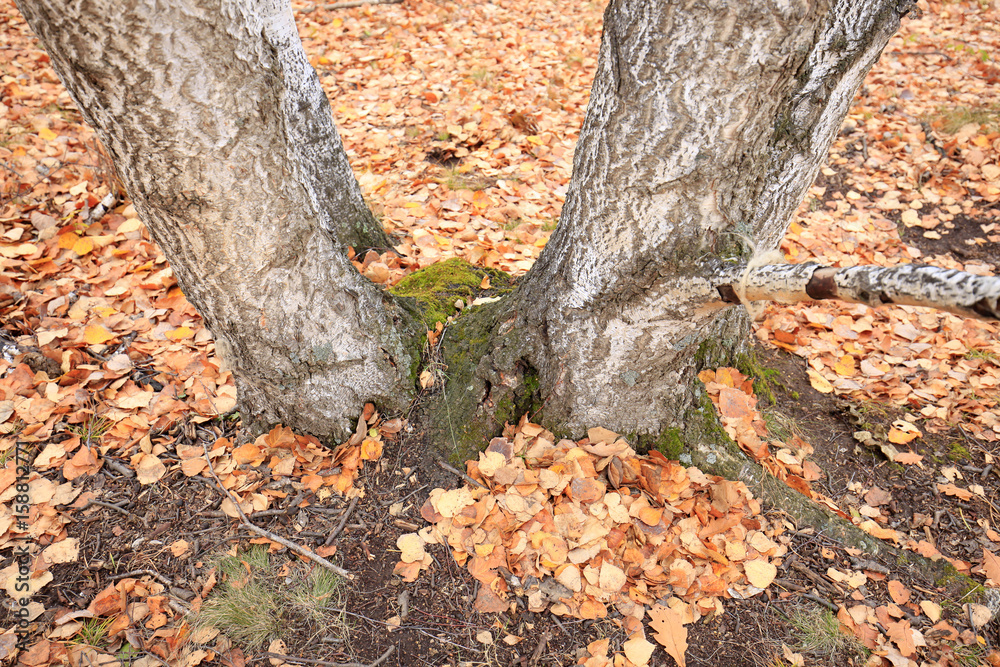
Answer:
top-left (16, 0), bottom-right (423, 439)
top-left (437, 0), bottom-right (916, 452)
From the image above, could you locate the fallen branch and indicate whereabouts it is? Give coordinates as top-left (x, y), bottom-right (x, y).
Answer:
top-left (718, 262), bottom-right (1000, 321)
top-left (200, 441), bottom-right (351, 578)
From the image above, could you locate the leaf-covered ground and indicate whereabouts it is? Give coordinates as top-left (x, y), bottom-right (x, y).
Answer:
top-left (1, 0), bottom-right (999, 665)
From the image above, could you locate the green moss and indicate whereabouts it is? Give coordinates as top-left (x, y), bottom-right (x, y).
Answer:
top-left (654, 427), bottom-right (684, 459)
top-left (424, 297), bottom-right (513, 463)
top-left (931, 562), bottom-right (985, 602)
top-left (389, 258), bottom-right (514, 328)
top-left (735, 349), bottom-right (784, 404)
top-left (947, 442), bottom-right (971, 462)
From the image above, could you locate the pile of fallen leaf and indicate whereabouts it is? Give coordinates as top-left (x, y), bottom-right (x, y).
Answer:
top-left (700, 368), bottom-right (1000, 667)
top-left (395, 417), bottom-right (788, 667)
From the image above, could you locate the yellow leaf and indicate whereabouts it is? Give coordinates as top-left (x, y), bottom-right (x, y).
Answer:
top-left (833, 355), bottom-right (855, 377)
top-left (83, 324), bottom-right (116, 345)
top-left (39, 127), bottom-right (58, 141)
top-left (806, 369), bottom-right (833, 393)
top-left (164, 326), bottom-right (194, 341)
top-left (72, 236), bottom-right (95, 256)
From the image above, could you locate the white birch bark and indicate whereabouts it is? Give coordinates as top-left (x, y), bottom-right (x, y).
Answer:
top-left (721, 262), bottom-right (1000, 322)
top-left (16, 0), bottom-right (420, 438)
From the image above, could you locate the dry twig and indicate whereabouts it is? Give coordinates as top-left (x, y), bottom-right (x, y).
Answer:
top-left (325, 495), bottom-right (360, 545)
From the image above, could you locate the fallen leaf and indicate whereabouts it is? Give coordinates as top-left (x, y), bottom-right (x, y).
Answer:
top-left (887, 580), bottom-right (910, 605)
top-left (134, 452), bottom-right (167, 484)
top-left (42, 538), bottom-right (80, 565)
top-left (919, 600), bottom-right (941, 622)
top-left (267, 639), bottom-right (287, 666)
top-left (622, 633), bottom-right (655, 667)
top-left (744, 559), bottom-right (777, 588)
top-left (806, 369), bottom-right (833, 393)
top-left (83, 324), bottom-right (116, 345)
top-left (397, 533), bottom-right (426, 563)
top-left (648, 604), bottom-right (687, 667)
top-left (937, 483), bottom-right (973, 500)
top-left (983, 549), bottom-right (1000, 584)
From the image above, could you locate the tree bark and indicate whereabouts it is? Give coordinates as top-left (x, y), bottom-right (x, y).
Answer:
top-left (436, 0), bottom-right (917, 451)
top-left (721, 261), bottom-right (1000, 322)
top-left (16, 0), bottom-right (423, 439)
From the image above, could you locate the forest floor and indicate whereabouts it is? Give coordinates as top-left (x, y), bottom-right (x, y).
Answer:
top-left (1, 0), bottom-right (1000, 666)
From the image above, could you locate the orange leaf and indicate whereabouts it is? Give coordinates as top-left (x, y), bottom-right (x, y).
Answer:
top-left (718, 387), bottom-right (753, 419)
top-left (57, 233), bottom-right (79, 249)
top-left (887, 619), bottom-right (915, 657)
top-left (648, 604), bottom-right (688, 667)
top-left (887, 580), bottom-right (910, 605)
top-left (88, 583), bottom-right (123, 616)
top-left (232, 443), bottom-right (264, 465)
top-left (894, 452), bottom-right (923, 465)
top-left (937, 483), bottom-right (973, 500)
top-left (888, 427), bottom-right (919, 444)
top-left (833, 354), bottom-right (855, 376)
top-left (360, 437), bottom-right (383, 461)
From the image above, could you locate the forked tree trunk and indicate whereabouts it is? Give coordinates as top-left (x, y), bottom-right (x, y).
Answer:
top-left (18, 0), bottom-right (915, 446)
top-left (16, 0), bottom-right (423, 438)
top-left (438, 0), bottom-right (917, 452)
